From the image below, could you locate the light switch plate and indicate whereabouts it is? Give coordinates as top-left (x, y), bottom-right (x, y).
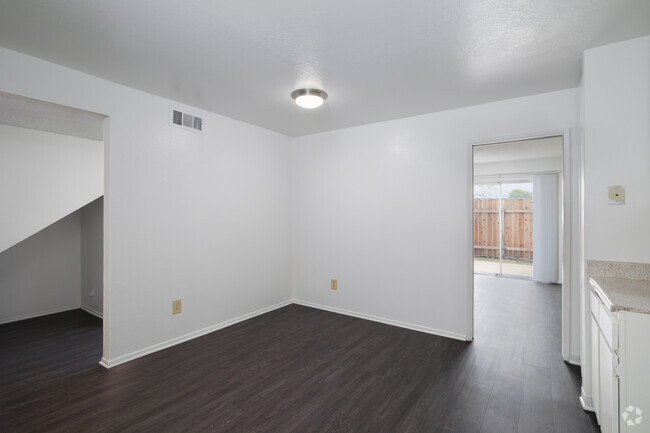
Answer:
top-left (608, 185), bottom-right (625, 205)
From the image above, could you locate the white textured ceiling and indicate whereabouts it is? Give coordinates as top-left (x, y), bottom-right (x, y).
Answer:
top-left (0, 1), bottom-right (648, 137)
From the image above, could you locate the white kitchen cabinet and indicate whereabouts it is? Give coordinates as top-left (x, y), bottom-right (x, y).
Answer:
top-left (590, 287), bottom-right (650, 433)
top-left (591, 290), bottom-right (619, 433)
top-left (598, 330), bottom-right (618, 433)
top-left (591, 312), bottom-right (600, 422)
top-left (618, 311), bottom-right (650, 433)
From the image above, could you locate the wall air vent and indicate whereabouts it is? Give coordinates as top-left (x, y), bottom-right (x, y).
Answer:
top-left (170, 108), bottom-right (203, 132)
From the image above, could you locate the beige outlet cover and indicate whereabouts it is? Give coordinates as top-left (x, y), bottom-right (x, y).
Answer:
top-left (608, 185), bottom-right (625, 205)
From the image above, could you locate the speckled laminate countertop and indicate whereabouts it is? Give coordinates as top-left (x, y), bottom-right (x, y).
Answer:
top-left (589, 276), bottom-right (650, 315)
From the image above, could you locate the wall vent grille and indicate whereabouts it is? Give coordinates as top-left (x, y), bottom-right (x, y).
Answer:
top-left (171, 109), bottom-right (203, 132)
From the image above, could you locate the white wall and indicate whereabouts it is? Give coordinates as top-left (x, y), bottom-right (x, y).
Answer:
top-left (0, 90), bottom-right (104, 140)
top-left (0, 123), bottom-right (104, 253)
top-left (0, 210), bottom-right (81, 324)
top-left (580, 34), bottom-right (650, 408)
top-left (474, 136), bottom-right (563, 177)
top-left (81, 197), bottom-right (104, 318)
top-left (583, 36), bottom-right (650, 263)
top-left (0, 44), bottom-right (585, 366)
top-left (0, 47), bottom-right (293, 366)
top-left (475, 156), bottom-right (562, 177)
top-left (292, 89), bottom-right (581, 352)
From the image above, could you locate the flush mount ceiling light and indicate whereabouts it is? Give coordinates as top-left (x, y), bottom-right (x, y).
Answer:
top-left (291, 88), bottom-right (328, 109)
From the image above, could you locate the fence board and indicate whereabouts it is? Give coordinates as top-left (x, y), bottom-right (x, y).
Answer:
top-left (474, 198), bottom-right (533, 260)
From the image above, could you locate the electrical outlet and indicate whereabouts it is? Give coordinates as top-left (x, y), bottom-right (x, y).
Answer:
top-left (89, 291), bottom-right (94, 297)
top-left (172, 299), bottom-right (182, 314)
top-left (331, 279), bottom-right (338, 290)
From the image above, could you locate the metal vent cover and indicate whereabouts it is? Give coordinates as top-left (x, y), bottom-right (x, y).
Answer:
top-left (170, 108), bottom-right (203, 132)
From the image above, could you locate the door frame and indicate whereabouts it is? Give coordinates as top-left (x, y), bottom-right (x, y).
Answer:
top-left (466, 129), bottom-right (572, 362)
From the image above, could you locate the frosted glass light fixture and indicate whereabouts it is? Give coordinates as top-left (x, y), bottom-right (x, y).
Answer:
top-left (291, 88), bottom-right (328, 109)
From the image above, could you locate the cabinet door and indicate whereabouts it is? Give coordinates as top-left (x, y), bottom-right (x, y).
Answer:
top-left (618, 311), bottom-right (650, 433)
top-left (592, 313), bottom-right (600, 422)
top-left (599, 331), bottom-right (619, 433)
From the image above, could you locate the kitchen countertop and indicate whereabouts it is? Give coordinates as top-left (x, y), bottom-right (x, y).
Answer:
top-left (589, 276), bottom-right (650, 315)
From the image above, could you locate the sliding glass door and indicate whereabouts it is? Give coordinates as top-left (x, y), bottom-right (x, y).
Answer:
top-left (474, 183), bottom-right (502, 275)
top-left (474, 181), bottom-right (533, 278)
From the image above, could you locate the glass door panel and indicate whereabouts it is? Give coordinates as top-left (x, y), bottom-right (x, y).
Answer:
top-left (474, 183), bottom-right (502, 275)
top-left (474, 181), bottom-right (534, 278)
top-left (500, 182), bottom-right (533, 278)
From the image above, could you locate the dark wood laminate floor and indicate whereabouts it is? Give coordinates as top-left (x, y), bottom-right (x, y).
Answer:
top-left (1, 276), bottom-right (599, 433)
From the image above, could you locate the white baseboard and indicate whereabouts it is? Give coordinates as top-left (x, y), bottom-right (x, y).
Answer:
top-left (0, 305), bottom-right (79, 325)
top-left (80, 304), bottom-right (103, 319)
top-left (101, 299), bottom-right (467, 369)
top-left (100, 300), bottom-right (293, 369)
top-left (568, 352), bottom-right (581, 366)
top-left (292, 299), bottom-right (467, 341)
top-left (580, 387), bottom-right (595, 412)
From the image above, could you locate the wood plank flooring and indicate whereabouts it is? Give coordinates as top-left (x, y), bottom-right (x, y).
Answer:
top-left (1, 276), bottom-right (599, 432)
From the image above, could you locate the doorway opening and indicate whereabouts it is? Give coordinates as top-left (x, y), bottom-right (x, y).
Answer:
top-left (469, 134), bottom-right (570, 361)
top-left (0, 91), bottom-right (105, 381)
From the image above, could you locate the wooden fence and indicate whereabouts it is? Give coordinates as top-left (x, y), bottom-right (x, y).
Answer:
top-left (474, 198), bottom-right (533, 261)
